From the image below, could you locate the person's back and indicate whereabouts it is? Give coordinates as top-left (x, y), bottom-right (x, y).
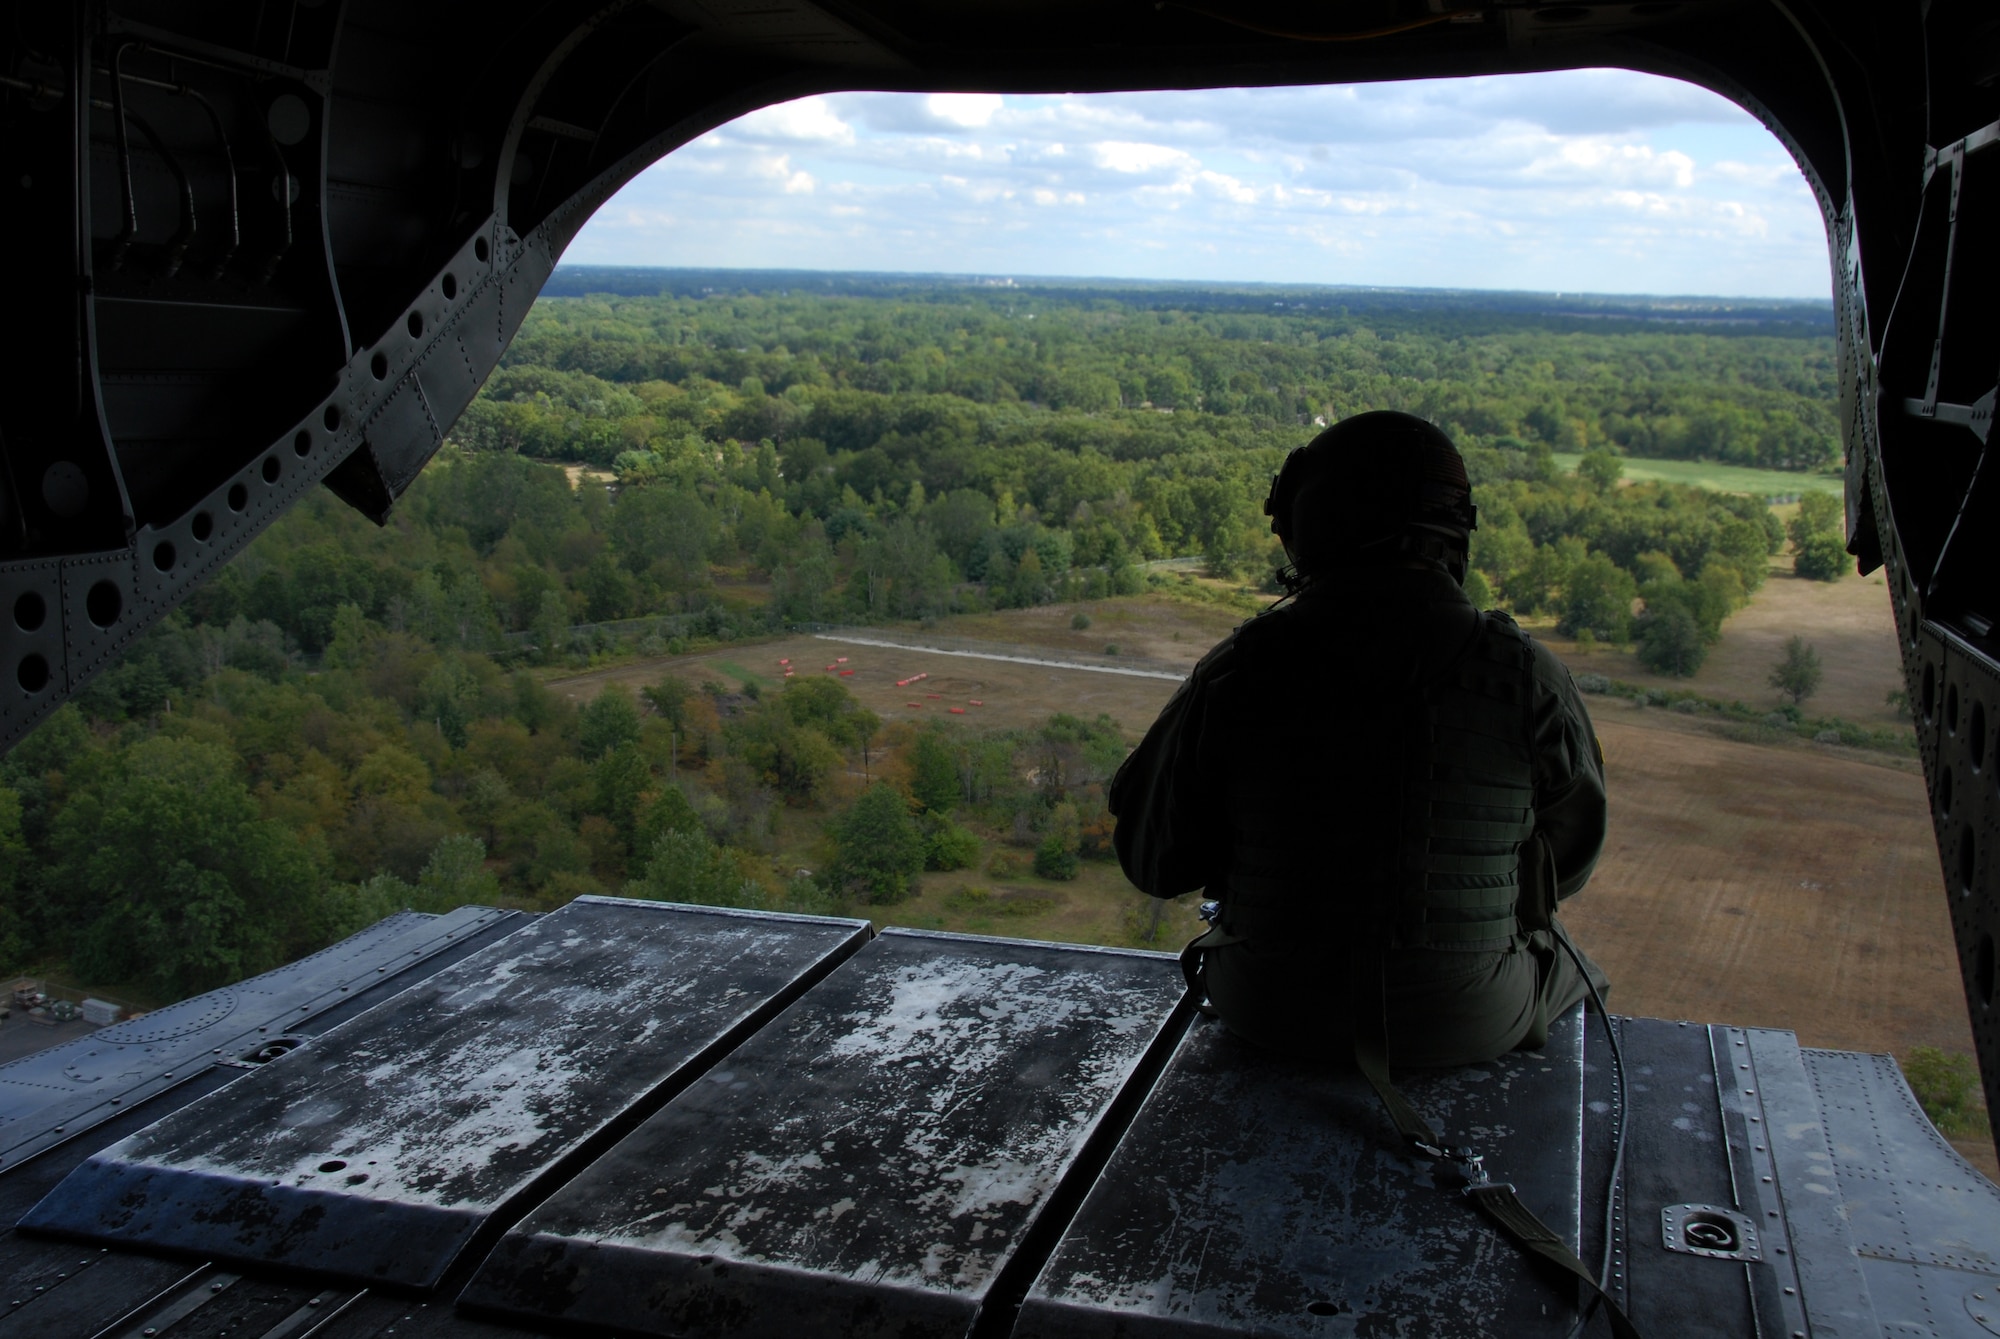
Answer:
top-left (1110, 412), bottom-right (1609, 1070)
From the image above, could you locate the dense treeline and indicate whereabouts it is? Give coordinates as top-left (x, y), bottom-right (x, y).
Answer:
top-left (0, 623), bottom-right (1128, 1001)
top-left (465, 288), bottom-right (1841, 475)
top-left (0, 283), bottom-right (1836, 1005)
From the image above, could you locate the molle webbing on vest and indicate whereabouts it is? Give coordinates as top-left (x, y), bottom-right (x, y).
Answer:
top-left (1215, 612), bottom-right (1537, 947)
top-left (1394, 614), bottom-right (1538, 950)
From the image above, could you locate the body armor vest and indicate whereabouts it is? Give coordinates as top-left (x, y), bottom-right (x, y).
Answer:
top-left (1217, 609), bottom-right (1539, 951)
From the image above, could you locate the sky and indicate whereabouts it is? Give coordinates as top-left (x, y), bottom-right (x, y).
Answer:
top-left (564, 70), bottom-right (1834, 300)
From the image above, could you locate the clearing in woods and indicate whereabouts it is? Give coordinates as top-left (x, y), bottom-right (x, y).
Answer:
top-left (548, 577), bottom-right (1989, 1174)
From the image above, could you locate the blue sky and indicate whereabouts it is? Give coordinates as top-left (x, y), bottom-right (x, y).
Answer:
top-left (565, 70), bottom-right (1833, 300)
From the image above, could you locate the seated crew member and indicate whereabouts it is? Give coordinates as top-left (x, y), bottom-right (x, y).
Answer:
top-left (1109, 411), bottom-right (1610, 1069)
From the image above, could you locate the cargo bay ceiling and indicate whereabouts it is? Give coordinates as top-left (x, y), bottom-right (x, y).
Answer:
top-left (1, 0), bottom-right (1997, 1147)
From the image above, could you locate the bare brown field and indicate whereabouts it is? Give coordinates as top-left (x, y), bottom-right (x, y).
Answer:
top-left (545, 583), bottom-right (1992, 1177)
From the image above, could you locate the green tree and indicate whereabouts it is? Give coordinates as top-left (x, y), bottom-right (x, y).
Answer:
top-left (1577, 447), bottom-right (1624, 493)
top-left (732, 703), bottom-right (844, 804)
top-left (922, 813), bottom-right (981, 870)
top-left (1768, 636), bottom-right (1824, 707)
top-left (578, 685), bottom-right (643, 760)
top-left (1793, 528), bottom-right (1849, 582)
top-left (52, 736), bottom-right (325, 998)
top-left (1636, 603), bottom-right (1706, 677)
top-left (1556, 554), bottom-right (1636, 642)
top-left (1789, 492), bottom-right (1848, 582)
top-left (412, 834), bottom-right (501, 911)
top-left (779, 677), bottom-right (880, 753)
top-left (628, 828), bottom-right (760, 908)
top-left (592, 743), bottom-right (654, 847)
top-left (643, 673), bottom-right (694, 732)
top-left (907, 728), bottom-right (961, 813)
top-left (826, 783), bottom-right (925, 903)
top-left (1787, 491), bottom-right (1843, 549)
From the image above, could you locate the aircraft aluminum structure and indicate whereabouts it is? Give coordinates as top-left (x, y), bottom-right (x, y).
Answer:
top-left (0, 900), bottom-right (1995, 1339)
top-left (0, 0), bottom-right (1997, 1316)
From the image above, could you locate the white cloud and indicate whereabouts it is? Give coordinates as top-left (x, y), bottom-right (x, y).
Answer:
top-left (1088, 141), bottom-right (1197, 174)
top-left (925, 93), bottom-right (1004, 128)
top-left (564, 73), bottom-right (1832, 298)
top-left (734, 96), bottom-right (854, 145)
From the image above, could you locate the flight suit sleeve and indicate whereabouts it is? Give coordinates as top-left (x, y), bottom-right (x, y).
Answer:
top-left (1526, 641), bottom-right (1608, 901)
top-left (1109, 639), bottom-right (1234, 900)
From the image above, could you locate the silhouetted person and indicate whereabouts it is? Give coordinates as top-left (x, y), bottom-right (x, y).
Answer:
top-left (1110, 411), bottom-right (1609, 1069)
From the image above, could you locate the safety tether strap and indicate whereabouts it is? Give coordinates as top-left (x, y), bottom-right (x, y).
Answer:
top-left (1464, 1182), bottom-right (1643, 1339)
top-left (1354, 1017), bottom-right (1644, 1339)
top-left (1181, 933), bottom-right (1643, 1334)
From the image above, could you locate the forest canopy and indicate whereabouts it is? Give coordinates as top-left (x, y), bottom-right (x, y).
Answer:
top-left (1, 278), bottom-right (1840, 1004)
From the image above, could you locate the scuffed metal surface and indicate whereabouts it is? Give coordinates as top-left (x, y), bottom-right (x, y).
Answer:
top-left (1802, 1046), bottom-right (2000, 1338)
top-left (0, 906), bottom-right (520, 1171)
top-left (18, 898), bottom-right (870, 1288)
top-left (1014, 1005), bottom-right (1584, 1339)
top-left (1735, 1028), bottom-right (1877, 1339)
top-left (462, 929), bottom-right (1187, 1338)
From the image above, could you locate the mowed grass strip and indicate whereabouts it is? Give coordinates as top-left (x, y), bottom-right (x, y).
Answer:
top-left (1553, 452), bottom-right (1844, 497)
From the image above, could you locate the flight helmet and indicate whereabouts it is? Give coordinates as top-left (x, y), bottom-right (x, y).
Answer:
top-left (1264, 411), bottom-right (1477, 585)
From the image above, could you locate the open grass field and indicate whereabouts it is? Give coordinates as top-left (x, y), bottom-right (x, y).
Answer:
top-left (544, 575), bottom-right (1992, 1177)
top-left (1552, 452), bottom-right (1845, 497)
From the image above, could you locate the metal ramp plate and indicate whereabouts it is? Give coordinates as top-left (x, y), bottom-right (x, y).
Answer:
top-left (1801, 1046), bottom-right (2000, 1337)
top-left (1013, 1003), bottom-right (1586, 1339)
top-left (0, 905), bottom-right (521, 1170)
top-left (18, 898), bottom-right (870, 1289)
top-left (460, 929), bottom-right (1190, 1339)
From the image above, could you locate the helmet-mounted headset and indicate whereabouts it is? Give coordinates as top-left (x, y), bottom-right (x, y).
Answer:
top-left (1264, 412), bottom-right (1477, 583)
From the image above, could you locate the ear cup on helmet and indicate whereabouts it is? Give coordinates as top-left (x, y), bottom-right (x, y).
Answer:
top-left (1267, 411), bottom-right (1475, 579)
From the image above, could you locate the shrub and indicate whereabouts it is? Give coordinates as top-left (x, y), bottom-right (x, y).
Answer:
top-left (1070, 612), bottom-right (1092, 630)
top-left (945, 884), bottom-right (1059, 918)
top-left (988, 849), bottom-right (1029, 879)
top-left (1034, 834), bottom-right (1080, 880)
top-left (922, 815), bottom-right (982, 871)
top-left (1103, 644), bottom-right (1119, 656)
top-left (1574, 673), bottom-right (1612, 694)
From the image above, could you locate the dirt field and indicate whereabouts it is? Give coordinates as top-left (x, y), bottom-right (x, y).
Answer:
top-left (544, 583), bottom-right (1996, 1178)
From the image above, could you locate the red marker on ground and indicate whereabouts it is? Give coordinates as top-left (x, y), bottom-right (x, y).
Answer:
top-left (949, 707), bottom-right (966, 714)
top-left (840, 670), bottom-right (855, 677)
top-left (969, 700), bottom-right (984, 706)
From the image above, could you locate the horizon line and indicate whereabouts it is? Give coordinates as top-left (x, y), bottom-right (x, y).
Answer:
top-left (547, 262), bottom-right (1836, 308)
